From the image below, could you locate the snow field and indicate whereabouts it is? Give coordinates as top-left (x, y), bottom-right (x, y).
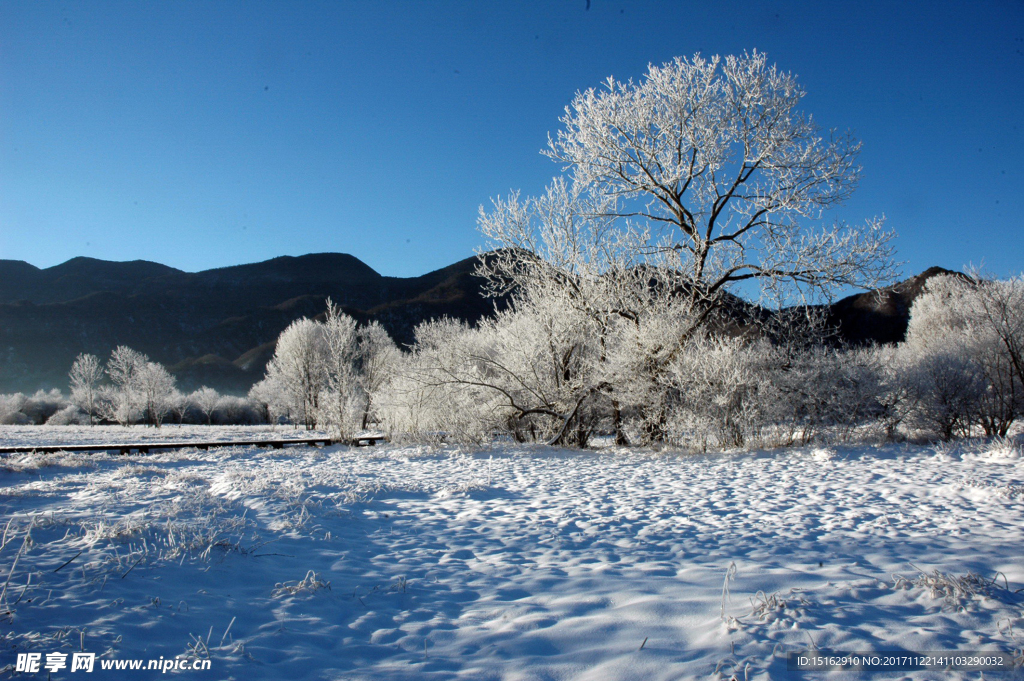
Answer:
top-left (0, 424), bottom-right (316, 449)
top-left (1, 430), bottom-right (1023, 679)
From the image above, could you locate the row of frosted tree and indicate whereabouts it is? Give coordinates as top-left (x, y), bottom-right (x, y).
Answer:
top-left (371, 273), bottom-right (1024, 448)
top-left (0, 349), bottom-right (263, 427)
top-left (0, 304), bottom-right (399, 433)
top-left (4, 270), bottom-right (1022, 449)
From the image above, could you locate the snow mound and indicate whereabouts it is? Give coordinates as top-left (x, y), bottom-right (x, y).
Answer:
top-left (809, 447), bottom-right (837, 462)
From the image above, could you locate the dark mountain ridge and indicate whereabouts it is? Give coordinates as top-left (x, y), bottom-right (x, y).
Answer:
top-left (0, 253), bottom-right (503, 393)
top-left (0, 253), bottom-right (955, 394)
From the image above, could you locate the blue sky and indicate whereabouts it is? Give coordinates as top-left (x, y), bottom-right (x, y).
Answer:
top-left (1, 0), bottom-right (1022, 284)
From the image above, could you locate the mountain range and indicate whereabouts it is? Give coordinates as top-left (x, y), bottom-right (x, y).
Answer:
top-left (0, 253), bottom-right (954, 394)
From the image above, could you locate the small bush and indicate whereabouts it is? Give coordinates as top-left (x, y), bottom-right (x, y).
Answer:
top-left (45, 405), bottom-right (91, 425)
top-left (0, 410), bottom-right (31, 426)
top-left (21, 389), bottom-right (69, 424)
top-left (212, 396), bottom-right (265, 425)
top-left (0, 393), bottom-right (28, 424)
top-left (272, 570), bottom-right (331, 597)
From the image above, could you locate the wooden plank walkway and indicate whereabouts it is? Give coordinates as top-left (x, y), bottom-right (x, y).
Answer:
top-left (0, 437), bottom-right (334, 456)
top-left (350, 435), bottom-right (388, 447)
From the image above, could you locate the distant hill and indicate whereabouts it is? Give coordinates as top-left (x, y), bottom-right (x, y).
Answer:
top-left (824, 266), bottom-right (962, 345)
top-left (0, 253), bottom-right (505, 394)
top-left (0, 253), bottom-right (955, 394)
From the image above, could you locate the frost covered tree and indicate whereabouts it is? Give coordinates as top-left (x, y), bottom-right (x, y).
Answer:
top-left (190, 386), bottom-right (220, 425)
top-left (904, 276), bottom-right (994, 438)
top-left (137, 361), bottom-right (176, 428)
top-left (319, 302), bottom-right (360, 438)
top-left (249, 372), bottom-right (290, 425)
top-left (262, 318), bottom-right (327, 429)
top-left (254, 304), bottom-right (398, 433)
top-left (69, 353), bottom-right (104, 425)
top-left (166, 389), bottom-right (189, 425)
top-left (100, 346), bottom-right (148, 426)
top-left (966, 273), bottom-right (1024, 402)
top-left (96, 347), bottom-right (176, 427)
top-left (476, 52), bottom-right (896, 445)
top-left (902, 273), bottom-right (1024, 438)
top-left (535, 51), bottom-right (893, 299)
top-left (355, 321), bottom-right (399, 430)
top-left (376, 318), bottom-right (507, 444)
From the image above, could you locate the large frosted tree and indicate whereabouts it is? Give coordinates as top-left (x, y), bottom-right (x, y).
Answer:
top-left (473, 52), bottom-right (897, 445)
top-left (480, 51), bottom-right (895, 312)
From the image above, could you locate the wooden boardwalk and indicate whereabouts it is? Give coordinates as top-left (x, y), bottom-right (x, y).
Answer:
top-left (0, 437), bottom-right (335, 456)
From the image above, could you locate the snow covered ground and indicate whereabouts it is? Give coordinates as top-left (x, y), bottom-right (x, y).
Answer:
top-left (0, 424), bottom-right (324, 448)
top-left (1, 427), bottom-right (1023, 679)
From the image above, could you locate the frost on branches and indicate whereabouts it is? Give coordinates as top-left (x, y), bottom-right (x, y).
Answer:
top-left (250, 302), bottom-right (399, 437)
top-left (455, 52), bottom-right (896, 446)
top-left (900, 274), bottom-right (1024, 439)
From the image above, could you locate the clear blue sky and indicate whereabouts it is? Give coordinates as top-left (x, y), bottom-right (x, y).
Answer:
top-left (1, 0), bottom-right (1022, 283)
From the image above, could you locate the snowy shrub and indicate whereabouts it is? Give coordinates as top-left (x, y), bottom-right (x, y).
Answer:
top-left (900, 273), bottom-right (1024, 439)
top-left (658, 335), bottom-right (776, 450)
top-left (19, 389), bottom-right (69, 424)
top-left (45, 404), bottom-right (91, 425)
top-left (778, 345), bottom-right (886, 444)
top-left (377, 318), bottom-right (506, 445)
top-left (211, 395), bottom-right (265, 425)
top-left (373, 296), bottom-right (899, 452)
top-left (0, 411), bottom-right (30, 426)
top-left (654, 334), bottom-right (874, 451)
top-left (0, 390), bottom-right (72, 425)
top-left (478, 297), bottom-right (601, 446)
top-left (902, 347), bottom-right (983, 440)
top-left (0, 393), bottom-right (29, 425)
top-left (870, 345), bottom-right (918, 440)
top-left (604, 301), bottom-right (708, 446)
top-left (383, 288), bottom-right (715, 448)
